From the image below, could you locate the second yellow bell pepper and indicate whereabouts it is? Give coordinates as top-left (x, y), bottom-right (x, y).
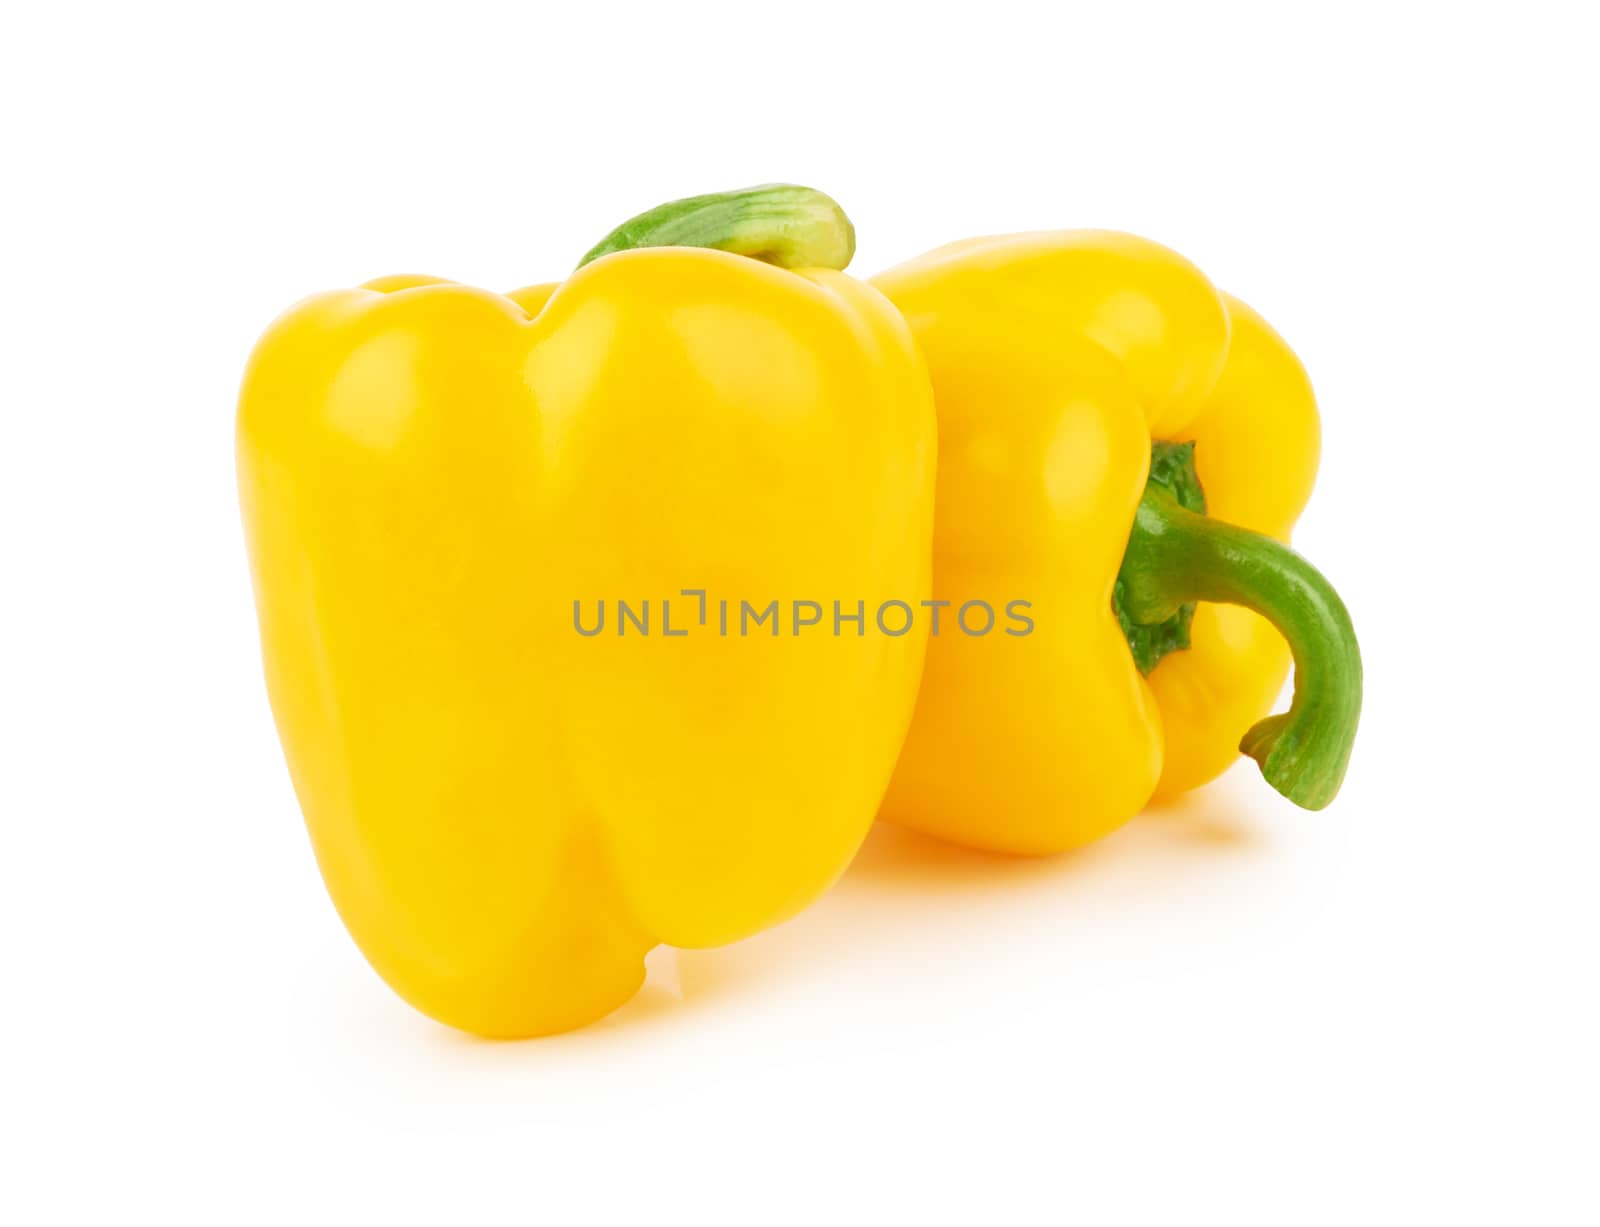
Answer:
top-left (872, 231), bottom-right (1362, 854)
top-left (237, 187), bottom-right (935, 1036)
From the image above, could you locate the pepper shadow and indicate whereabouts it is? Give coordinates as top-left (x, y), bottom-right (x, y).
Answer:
top-left (665, 778), bottom-right (1266, 1013)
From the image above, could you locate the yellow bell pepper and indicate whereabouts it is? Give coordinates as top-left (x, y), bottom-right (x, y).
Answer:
top-left (872, 232), bottom-right (1362, 854)
top-left (237, 186), bottom-right (935, 1036)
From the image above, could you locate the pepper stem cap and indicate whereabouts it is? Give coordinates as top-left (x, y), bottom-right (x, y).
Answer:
top-left (577, 184), bottom-right (855, 271)
top-left (1120, 484), bottom-right (1363, 810)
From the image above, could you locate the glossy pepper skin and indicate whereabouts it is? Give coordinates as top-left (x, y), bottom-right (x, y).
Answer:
top-left (872, 232), bottom-right (1361, 854)
top-left (238, 188), bottom-right (935, 1036)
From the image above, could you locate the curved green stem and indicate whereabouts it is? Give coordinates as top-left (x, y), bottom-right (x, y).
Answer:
top-left (1120, 485), bottom-right (1363, 810)
top-left (577, 184), bottom-right (855, 271)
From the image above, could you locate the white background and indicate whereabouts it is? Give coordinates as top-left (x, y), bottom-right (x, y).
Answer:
top-left (3, 2), bottom-right (1596, 1222)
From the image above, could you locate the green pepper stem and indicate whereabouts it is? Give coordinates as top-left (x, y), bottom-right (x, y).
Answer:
top-left (577, 184), bottom-right (855, 271)
top-left (1119, 487), bottom-right (1362, 810)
